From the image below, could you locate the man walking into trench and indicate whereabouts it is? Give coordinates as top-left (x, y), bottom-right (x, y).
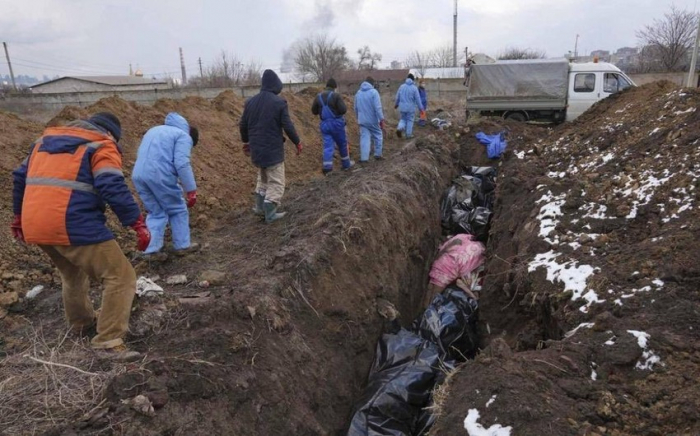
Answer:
top-left (11, 112), bottom-right (151, 355)
top-left (240, 69), bottom-right (304, 223)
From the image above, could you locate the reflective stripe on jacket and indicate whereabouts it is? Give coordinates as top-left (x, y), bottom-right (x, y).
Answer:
top-left (13, 120), bottom-right (140, 246)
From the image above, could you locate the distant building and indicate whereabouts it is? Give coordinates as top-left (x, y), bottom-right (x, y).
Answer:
top-left (613, 47), bottom-right (640, 70)
top-left (590, 50), bottom-right (612, 62)
top-left (30, 75), bottom-right (171, 94)
top-left (390, 60), bottom-right (402, 70)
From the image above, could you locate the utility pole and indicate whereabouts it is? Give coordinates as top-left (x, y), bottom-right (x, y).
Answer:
top-left (453, 0), bottom-right (458, 67)
top-left (179, 47), bottom-right (187, 85)
top-left (198, 57), bottom-right (203, 77)
top-left (574, 34), bottom-right (580, 60)
top-left (687, 13), bottom-right (700, 87)
top-left (3, 42), bottom-right (17, 91)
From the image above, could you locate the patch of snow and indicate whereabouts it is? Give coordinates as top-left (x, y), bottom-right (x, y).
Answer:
top-left (25, 285), bottom-right (45, 300)
top-left (674, 107), bottom-right (696, 115)
top-left (591, 368), bottom-right (597, 381)
top-left (464, 409), bottom-right (512, 436)
top-left (579, 290), bottom-right (605, 313)
top-left (515, 151), bottom-right (525, 159)
top-left (528, 251), bottom-right (599, 302)
top-left (565, 322), bottom-right (594, 338)
top-left (536, 192), bottom-right (566, 245)
top-left (649, 127), bottom-right (661, 136)
top-left (601, 152), bottom-right (615, 164)
top-left (547, 171), bottom-right (566, 179)
top-left (627, 330), bottom-right (663, 370)
top-left (568, 242), bottom-right (581, 250)
top-left (614, 299), bottom-right (623, 306)
top-left (486, 395), bottom-right (497, 408)
top-left (652, 279), bottom-right (664, 287)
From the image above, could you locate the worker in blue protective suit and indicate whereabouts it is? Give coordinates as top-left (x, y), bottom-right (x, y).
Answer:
top-left (394, 73), bottom-right (424, 139)
top-left (311, 78), bottom-right (354, 175)
top-left (417, 79), bottom-right (428, 127)
top-left (132, 112), bottom-right (199, 259)
top-left (354, 76), bottom-right (385, 162)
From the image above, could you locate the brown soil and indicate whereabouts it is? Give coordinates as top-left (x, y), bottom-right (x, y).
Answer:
top-left (0, 92), bottom-right (471, 435)
top-left (432, 81), bottom-right (700, 435)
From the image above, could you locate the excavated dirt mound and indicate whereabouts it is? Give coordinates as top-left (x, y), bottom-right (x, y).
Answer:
top-left (0, 90), bottom-right (363, 303)
top-left (0, 90), bottom-right (480, 434)
top-left (433, 81), bottom-right (700, 435)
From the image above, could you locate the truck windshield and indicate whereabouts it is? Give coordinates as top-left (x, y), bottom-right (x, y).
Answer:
top-left (604, 73), bottom-right (632, 93)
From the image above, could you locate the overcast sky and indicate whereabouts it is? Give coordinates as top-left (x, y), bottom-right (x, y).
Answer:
top-left (1, 0), bottom-right (698, 80)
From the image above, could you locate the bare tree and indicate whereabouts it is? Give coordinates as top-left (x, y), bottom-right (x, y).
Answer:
top-left (431, 44), bottom-right (465, 68)
top-left (404, 50), bottom-right (434, 78)
top-left (497, 47), bottom-right (547, 60)
top-left (357, 46), bottom-right (383, 70)
top-left (636, 5), bottom-right (697, 72)
top-left (293, 34), bottom-right (351, 82)
top-left (187, 51), bottom-right (263, 88)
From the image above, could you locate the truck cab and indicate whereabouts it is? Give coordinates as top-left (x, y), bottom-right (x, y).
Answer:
top-left (466, 59), bottom-right (636, 123)
top-left (566, 62), bottom-right (635, 121)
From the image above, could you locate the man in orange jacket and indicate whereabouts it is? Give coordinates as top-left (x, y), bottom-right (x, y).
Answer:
top-left (11, 112), bottom-right (150, 354)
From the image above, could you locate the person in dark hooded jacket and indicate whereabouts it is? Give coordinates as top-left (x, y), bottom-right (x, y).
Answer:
top-left (240, 69), bottom-right (303, 223)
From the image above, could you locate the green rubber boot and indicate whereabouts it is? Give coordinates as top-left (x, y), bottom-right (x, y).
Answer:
top-left (263, 201), bottom-right (286, 224)
top-left (252, 193), bottom-right (265, 216)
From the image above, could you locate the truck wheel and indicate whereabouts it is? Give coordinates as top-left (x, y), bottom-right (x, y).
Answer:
top-left (505, 112), bottom-right (527, 122)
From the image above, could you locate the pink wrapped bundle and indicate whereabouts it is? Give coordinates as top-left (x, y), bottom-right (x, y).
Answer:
top-left (429, 234), bottom-right (486, 289)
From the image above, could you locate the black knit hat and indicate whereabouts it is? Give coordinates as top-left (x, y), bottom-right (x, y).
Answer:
top-left (365, 76), bottom-right (375, 86)
top-left (190, 126), bottom-right (199, 147)
top-left (326, 78), bottom-right (338, 89)
top-left (407, 73), bottom-right (415, 81)
top-left (89, 112), bottom-right (122, 141)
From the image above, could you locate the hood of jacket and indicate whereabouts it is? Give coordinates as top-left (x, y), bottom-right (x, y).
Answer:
top-left (359, 81), bottom-right (375, 92)
top-left (261, 69), bottom-right (283, 95)
top-left (164, 112), bottom-right (190, 134)
top-left (39, 120), bottom-right (110, 154)
top-left (404, 78), bottom-right (414, 86)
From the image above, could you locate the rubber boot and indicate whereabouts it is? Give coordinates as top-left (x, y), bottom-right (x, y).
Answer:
top-left (173, 242), bottom-right (201, 257)
top-left (252, 193), bottom-right (265, 216)
top-left (263, 201), bottom-right (286, 224)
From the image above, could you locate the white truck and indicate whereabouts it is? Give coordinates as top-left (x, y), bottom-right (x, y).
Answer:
top-left (466, 58), bottom-right (636, 123)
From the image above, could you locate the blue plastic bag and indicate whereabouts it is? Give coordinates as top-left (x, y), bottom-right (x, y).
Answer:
top-left (476, 131), bottom-right (507, 159)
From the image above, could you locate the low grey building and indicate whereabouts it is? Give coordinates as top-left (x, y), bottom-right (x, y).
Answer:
top-left (30, 75), bottom-right (171, 94)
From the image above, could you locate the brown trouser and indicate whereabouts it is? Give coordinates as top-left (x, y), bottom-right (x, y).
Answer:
top-left (40, 240), bottom-right (136, 349)
top-left (255, 162), bottom-right (286, 205)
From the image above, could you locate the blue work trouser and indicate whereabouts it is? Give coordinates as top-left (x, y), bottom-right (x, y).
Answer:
top-left (397, 111), bottom-right (416, 138)
top-left (321, 118), bottom-right (351, 171)
top-left (133, 177), bottom-right (190, 253)
top-left (359, 124), bottom-right (383, 161)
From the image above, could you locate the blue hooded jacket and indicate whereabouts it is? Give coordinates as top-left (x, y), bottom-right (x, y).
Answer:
top-left (132, 112), bottom-right (197, 193)
top-left (354, 81), bottom-right (384, 126)
top-left (395, 78), bottom-right (424, 113)
top-left (240, 69), bottom-right (301, 168)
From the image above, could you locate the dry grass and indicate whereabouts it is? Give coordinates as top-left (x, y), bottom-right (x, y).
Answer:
top-left (0, 324), bottom-right (121, 435)
top-left (425, 363), bottom-right (461, 430)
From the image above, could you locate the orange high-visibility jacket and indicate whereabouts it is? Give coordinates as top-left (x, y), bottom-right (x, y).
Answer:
top-left (12, 120), bottom-right (140, 246)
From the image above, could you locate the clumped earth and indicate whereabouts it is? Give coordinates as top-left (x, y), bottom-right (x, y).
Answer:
top-left (0, 91), bottom-right (473, 435)
top-left (432, 81), bottom-right (700, 435)
top-left (2, 81), bottom-right (698, 436)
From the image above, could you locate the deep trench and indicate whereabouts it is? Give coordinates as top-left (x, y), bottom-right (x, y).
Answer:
top-left (341, 160), bottom-right (502, 435)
